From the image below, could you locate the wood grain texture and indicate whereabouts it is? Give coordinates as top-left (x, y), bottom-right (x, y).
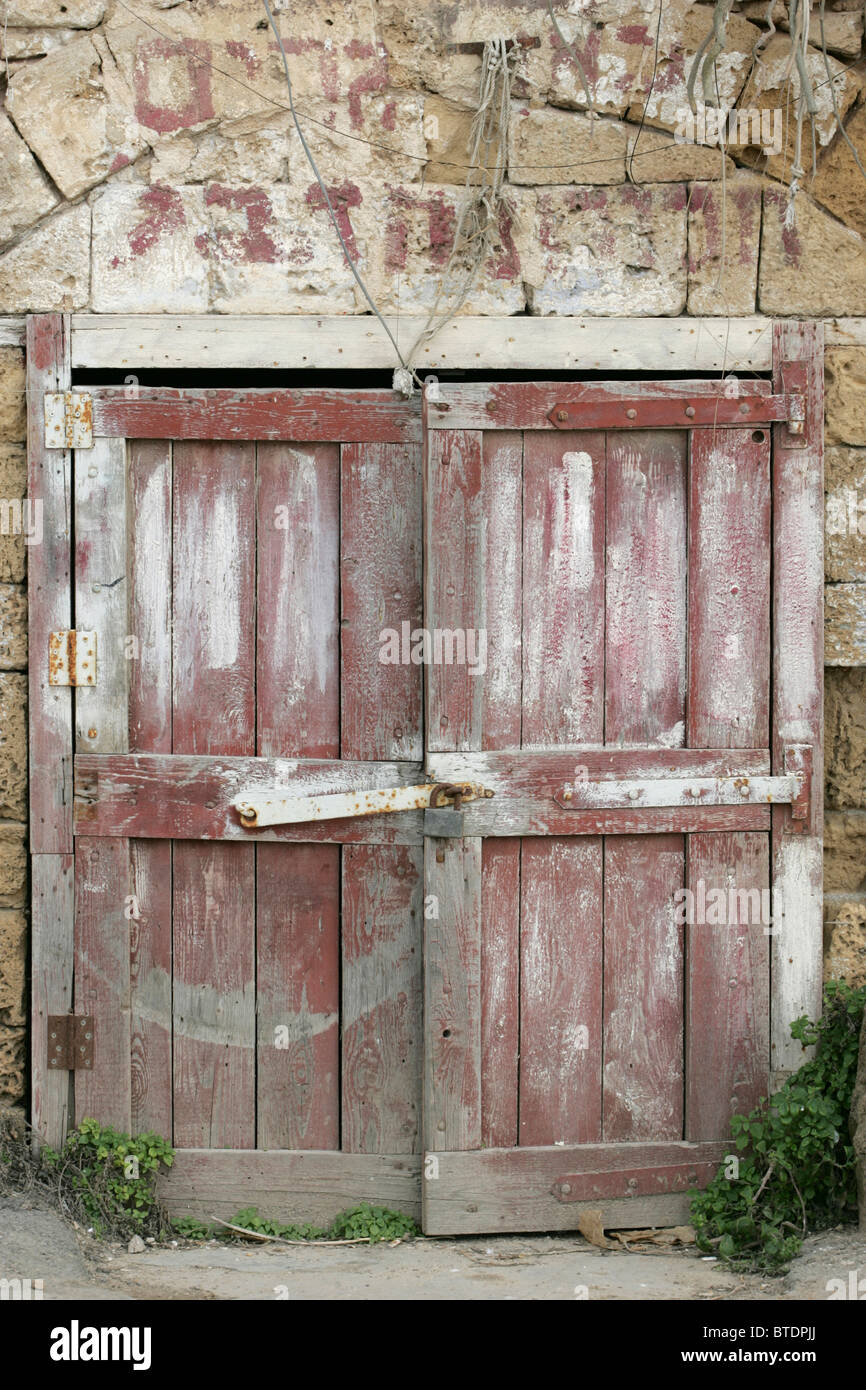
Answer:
top-left (127, 441), bottom-right (173, 1135)
top-left (603, 835), bottom-right (684, 1142)
top-left (73, 837), bottom-right (132, 1130)
top-left (70, 314), bottom-right (775, 373)
top-left (480, 839), bottom-right (520, 1149)
top-left (341, 844), bottom-right (423, 1154)
top-left (172, 842), bottom-right (255, 1149)
top-left (688, 428), bottom-right (771, 747)
top-left (421, 1142), bottom-right (727, 1235)
top-left (522, 432), bottom-right (605, 746)
top-left (257, 442), bottom-right (339, 758)
top-left (424, 836), bottom-right (482, 1151)
top-left (341, 441), bottom-right (422, 762)
top-left (256, 843), bottom-right (340, 1150)
top-left (172, 442), bottom-right (256, 1148)
top-left (27, 314), bottom-right (73, 853)
top-left (519, 838), bottom-right (603, 1146)
top-left (74, 754), bottom-right (427, 843)
top-left (428, 379), bottom-right (778, 431)
top-left (685, 832), bottom-right (770, 1140)
top-left (91, 389), bottom-right (421, 444)
top-left (425, 429), bottom-right (484, 753)
top-left (481, 432), bottom-right (522, 749)
top-left (74, 435), bottom-right (128, 755)
top-left (160, 1150), bottom-right (421, 1225)
top-left (771, 321), bottom-right (824, 1076)
top-left (605, 432), bottom-right (687, 747)
top-left (30, 854), bottom-right (74, 1151)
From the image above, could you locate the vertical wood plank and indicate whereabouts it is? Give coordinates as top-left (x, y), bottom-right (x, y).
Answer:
top-left (74, 436), bottom-right (128, 755)
top-left (73, 429), bottom-right (132, 1130)
top-left (771, 321), bottom-right (824, 1079)
top-left (605, 432), bottom-right (687, 746)
top-left (481, 839), bottom-right (520, 1149)
top-left (482, 432), bottom-right (522, 750)
top-left (256, 844), bottom-right (340, 1150)
top-left (172, 842), bottom-right (255, 1149)
top-left (172, 442), bottom-right (255, 1148)
top-left (423, 836), bottom-right (482, 1151)
top-left (688, 428), bottom-right (771, 747)
top-left (603, 835), bottom-right (684, 1141)
top-left (425, 429), bottom-right (483, 753)
top-left (519, 837), bottom-right (603, 1146)
top-left (27, 314), bottom-right (73, 854)
top-left (341, 844), bottom-right (423, 1153)
top-left (341, 441), bottom-right (422, 762)
top-left (31, 853), bottom-right (74, 1150)
top-left (74, 837), bottom-right (132, 1130)
top-left (127, 441), bottom-right (172, 1136)
top-left (257, 442), bottom-right (339, 758)
top-left (685, 832), bottom-right (770, 1139)
top-left (522, 433), bottom-right (605, 746)
top-left (256, 441), bottom-right (341, 1148)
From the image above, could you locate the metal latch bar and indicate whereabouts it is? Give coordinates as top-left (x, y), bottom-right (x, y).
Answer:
top-left (44, 392), bottom-right (93, 449)
top-left (555, 773), bottom-right (799, 810)
top-left (47, 1015), bottom-right (94, 1071)
top-left (234, 782), bottom-right (493, 829)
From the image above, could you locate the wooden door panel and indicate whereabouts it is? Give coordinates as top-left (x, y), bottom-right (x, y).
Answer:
top-left (421, 370), bottom-right (819, 1235)
top-left (605, 431), bottom-right (687, 747)
top-left (257, 442), bottom-right (340, 759)
top-left (602, 835), bottom-right (685, 1142)
top-left (256, 842), bottom-right (340, 1151)
top-left (522, 432), bottom-right (605, 747)
top-left (340, 441), bottom-right (422, 763)
top-left (518, 837), bottom-right (603, 1147)
top-left (341, 843), bottom-right (423, 1154)
top-left (685, 831), bottom-right (770, 1139)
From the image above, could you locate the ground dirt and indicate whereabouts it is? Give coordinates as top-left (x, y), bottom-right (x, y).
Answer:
top-left (1, 1195), bottom-right (863, 1301)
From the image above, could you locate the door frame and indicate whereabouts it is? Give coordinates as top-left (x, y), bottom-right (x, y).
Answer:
top-left (27, 314), bottom-right (823, 1233)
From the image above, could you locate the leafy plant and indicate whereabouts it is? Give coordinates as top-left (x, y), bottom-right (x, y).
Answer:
top-left (227, 1203), bottom-right (420, 1244)
top-left (691, 981), bottom-right (865, 1272)
top-left (42, 1117), bottom-right (174, 1239)
top-left (172, 1215), bottom-right (212, 1241)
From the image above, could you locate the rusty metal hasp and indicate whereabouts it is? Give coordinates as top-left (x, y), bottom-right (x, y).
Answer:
top-left (233, 782), bottom-right (493, 828)
top-left (44, 392), bottom-right (93, 449)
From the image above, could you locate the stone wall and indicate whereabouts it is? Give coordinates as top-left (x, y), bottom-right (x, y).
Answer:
top-left (1, 0), bottom-right (865, 1106)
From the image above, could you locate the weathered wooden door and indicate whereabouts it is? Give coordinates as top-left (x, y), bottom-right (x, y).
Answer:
top-left (419, 325), bottom-right (823, 1234)
top-left (28, 315), bottom-right (822, 1235)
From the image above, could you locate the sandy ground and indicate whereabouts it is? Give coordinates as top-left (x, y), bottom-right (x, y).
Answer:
top-left (0, 1195), bottom-right (863, 1300)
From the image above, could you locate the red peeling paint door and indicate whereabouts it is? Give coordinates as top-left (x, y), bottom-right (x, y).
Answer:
top-left (28, 315), bottom-right (822, 1236)
top-left (420, 327), bottom-right (823, 1235)
top-left (30, 366), bottom-right (427, 1226)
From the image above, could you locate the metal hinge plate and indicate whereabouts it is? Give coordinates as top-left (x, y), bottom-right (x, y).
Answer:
top-left (48, 630), bottom-right (97, 686)
top-left (44, 391), bottom-right (93, 449)
top-left (47, 1015), bottom-right (94, 1071)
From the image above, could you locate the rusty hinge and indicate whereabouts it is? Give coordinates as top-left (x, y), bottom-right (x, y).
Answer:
top-left (47, 1015), bottom-right (94, 1071)
top-left (48, 630), bottom-right (97, 686)
top-left (44, 391), bottom-right (93, 449)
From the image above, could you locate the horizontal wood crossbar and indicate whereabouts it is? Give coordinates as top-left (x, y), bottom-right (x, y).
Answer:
top-left (75, 750), bottom-right (774, 841)
top-left (422, 1142), bottom-right (728, 1235)
top-left (89, 388), bottom-right (421, 443)
top-left (158, 1150), bottom-right (422, 1225)
top-left (427, 750), bottom-right (772, 835)
top-left (427, 380), bottom-right (796, 432)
